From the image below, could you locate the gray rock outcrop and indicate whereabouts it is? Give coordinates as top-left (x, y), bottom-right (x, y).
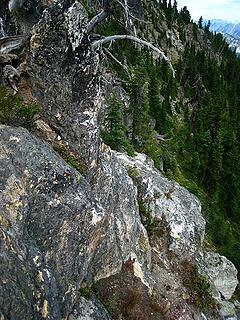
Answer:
top-left (202, 252), bottom-right (238, 301)
top-left (0, 125), bottom-right (237, 319)
top-left (116, 152), bottom-right (205, 259)
top-left (0, 125), bottom-right (105, 318)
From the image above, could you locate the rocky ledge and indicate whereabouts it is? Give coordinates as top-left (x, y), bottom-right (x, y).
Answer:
top-left (0, 125), bottom-right (238, 319)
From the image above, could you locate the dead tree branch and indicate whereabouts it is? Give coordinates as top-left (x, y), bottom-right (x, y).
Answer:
top-left (124, 0), bottom-right (130, 27)
top-left (92, 34), bottom-right (175, 76)
top-left (115, 0), bottom-right (149, 25)
top-left (0, 35), bottom-right (24, 54)
top-left (85, 9), bottom-right (108, 34)
top-left (82, 0), bottom-right (175, 76)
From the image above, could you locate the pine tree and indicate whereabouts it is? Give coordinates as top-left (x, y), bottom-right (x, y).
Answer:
top-left (102, 95), bottom-right (134, 155)
top-left (205, 20), bottom-right (211, 31)
top-left (128, 67), bottom-right (154, 150)
top-left (179, 6), bottom-right (191, 24)
top-left (198, 16), bottom-right (203, 29)
top-left (173, 0), bottom-right (177, 13)
top-left (148, 73), bottom-right (172, 134)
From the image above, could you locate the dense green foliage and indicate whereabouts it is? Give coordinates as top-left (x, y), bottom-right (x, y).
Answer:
top-left (0, 86), bottom-right (41, 129)
top-left (92, 0), bottom-right (240, 276)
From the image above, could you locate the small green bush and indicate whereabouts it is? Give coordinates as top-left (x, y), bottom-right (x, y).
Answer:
top-left (137, 197), bottom-right (156, 233)
top-left (79, 287), bottom-right (91, 300)
top-left (53, 144), bottom-right (87, 174)
top-left (0, 86), bottom-right (41, 129)
top-left (127, 166), bottom-right (139, 180)
top-left (182, 261), bottom-right (217, 311)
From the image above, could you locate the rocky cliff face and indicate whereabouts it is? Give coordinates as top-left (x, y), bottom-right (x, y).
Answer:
top-left (0, 1), bottom-right (238, 320)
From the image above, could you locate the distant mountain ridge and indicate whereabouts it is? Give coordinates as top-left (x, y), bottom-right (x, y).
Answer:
top-left (204, 19), bottom-right (240, 56)
top-left (208, 19), bottom-right (240, 38)
top-left (224, 33), bottom-right (240, 55)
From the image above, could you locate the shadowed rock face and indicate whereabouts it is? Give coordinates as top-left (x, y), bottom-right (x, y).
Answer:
top-left (0, 128), bottom-right (150, 319)
top-left (8, 0), bottom-right (48, 33)
top-left (0, 1), bottom-right (20, 37)
top-left (0, 125), bottom-right (106, 318)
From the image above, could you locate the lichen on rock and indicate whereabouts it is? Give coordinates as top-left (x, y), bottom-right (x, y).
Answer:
top-left (116, 152), bottom-right (205, 259)
top-left (201, 251), bottom-right (238, 301)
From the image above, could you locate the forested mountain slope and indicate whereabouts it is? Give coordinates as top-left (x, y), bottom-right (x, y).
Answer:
top-left (97, 0), bottom-right (240, 275)
top-left (0, 0), bottom-right (240, 319)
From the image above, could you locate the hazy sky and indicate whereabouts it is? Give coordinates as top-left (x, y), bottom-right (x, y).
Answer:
top-left (177, 0), bottom-right (240, 22)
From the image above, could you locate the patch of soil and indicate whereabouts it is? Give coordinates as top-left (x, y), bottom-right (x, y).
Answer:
top-left (94, 260), bottom-right (170, 320)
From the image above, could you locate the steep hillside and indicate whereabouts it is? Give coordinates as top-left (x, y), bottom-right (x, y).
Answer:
top-left (0, 1), bottom-right (240, 319)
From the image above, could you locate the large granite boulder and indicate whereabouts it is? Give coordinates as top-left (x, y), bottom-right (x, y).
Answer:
top-left (0, 128), bottom-right (151, 319)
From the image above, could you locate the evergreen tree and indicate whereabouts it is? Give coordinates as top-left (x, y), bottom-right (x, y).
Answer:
top-left (148, 74), bottom-right (171, 133)
top-left (179, 6), bottom-right (191, 23)
top-left (198, 16), bottom-right (203, 29)
top-left (173, 0), bottom-right (177, 13)
top-left (102, 95), bottom-right (134, 155)
top-left (128, 67), bottom-right (154, 149)
top-left (162, 0), bottom-right (167, 9)
top-left (205, 20), bottom-right (211, 31)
